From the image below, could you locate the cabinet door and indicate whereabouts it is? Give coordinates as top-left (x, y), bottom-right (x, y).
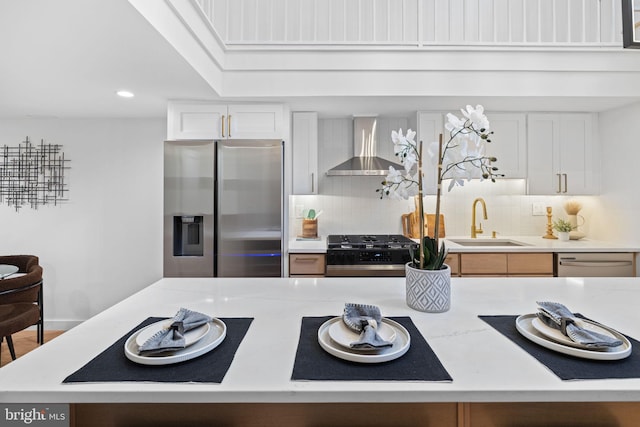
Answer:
top-left (417, 112), bottom-right (444, 194)
top-left (559, 114), bottom-right (598, 195)
top-left (289, 253), bottom-right (326, 276)
top-left (167, 103), bottom-right (226, 140)
top-left (292, 112), bottom-right (318, 194)
top-left (527, 113), bottom-right (599, 195)
top-left (460, 253), bottom-right (508, 275)
top-left (227, 104), bottom-right (284, 139)
top-left (484, 113), bottom-right (527, 179)
top-left (527, 113), bottom-right (559, 194)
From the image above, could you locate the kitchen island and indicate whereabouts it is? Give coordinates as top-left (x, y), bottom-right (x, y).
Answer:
top-left (3, 277), bottom-right (640, 426)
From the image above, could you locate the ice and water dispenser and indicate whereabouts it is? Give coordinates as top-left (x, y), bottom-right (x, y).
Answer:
top-left (173, 216), bottom-right (204, 257)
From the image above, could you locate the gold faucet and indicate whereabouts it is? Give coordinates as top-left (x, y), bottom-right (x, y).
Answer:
top-left (471, 197), bottom-right (488, 238)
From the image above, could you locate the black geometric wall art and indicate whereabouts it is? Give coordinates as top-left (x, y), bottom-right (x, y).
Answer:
top-left (0, 137), bottom-right (70, 211)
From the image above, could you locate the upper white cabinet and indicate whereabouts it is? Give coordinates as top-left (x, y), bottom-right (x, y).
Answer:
top-left (167, 102), bottom-right (284, 140)
top-left (417, 112), bottom-right (526, 191)
top-left (417, 112), bottom-right (444, 194)
top-left (527, 113), bottom-right (599, 195)
top-left (484, 113), bottom-right (527, 179)
top-left (292, 112), bottom-right (318, 195)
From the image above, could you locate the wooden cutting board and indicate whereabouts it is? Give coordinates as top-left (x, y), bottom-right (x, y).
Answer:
top-left (401, 213), bottom-right (445, 239)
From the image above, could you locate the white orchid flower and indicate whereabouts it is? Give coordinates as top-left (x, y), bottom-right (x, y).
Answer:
top-left (385, 166), bottom-right (404, 184)
top-left (445, 113), bottom-right (465, 134)
top-left (461, 105), bottom-right (490, 132)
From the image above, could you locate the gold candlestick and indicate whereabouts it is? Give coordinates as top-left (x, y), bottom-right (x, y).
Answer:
top-left (542, 206), bottom-right (557, 239)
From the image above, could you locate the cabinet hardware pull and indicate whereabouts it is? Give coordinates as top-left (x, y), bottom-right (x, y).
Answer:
top-left (295, 258), bottom-right (318, 262)
top-left (228, 115), bottom-right (232, 138)
top-left (311, 172), bottom-right (314, 193)
top-left (563, 173), bottom-right (568, 193)
top-left (556, 173), bottom-right (561, 193)
top-left (221, 115), bottom-right (225, 137)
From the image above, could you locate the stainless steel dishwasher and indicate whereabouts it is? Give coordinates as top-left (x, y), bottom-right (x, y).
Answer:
top-left (556, 252), bottom-right (635, 277)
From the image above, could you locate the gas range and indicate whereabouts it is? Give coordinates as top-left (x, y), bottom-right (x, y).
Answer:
top-left (325, 234), bottom-right (418, 277)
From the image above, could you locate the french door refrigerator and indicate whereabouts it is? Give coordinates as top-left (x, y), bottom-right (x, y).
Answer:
top-left (164, 139), bottom-right (283, 277)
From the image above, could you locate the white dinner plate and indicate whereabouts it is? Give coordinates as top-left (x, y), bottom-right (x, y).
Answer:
top-left (531, 316), bottom-right (622, 350)
top-left (515, 314), bottom-right (631, 361)
top-left (135, 319), bottom-right (210, 348)
top-left (124, 318), bottom-right (226, 365)
top-left (328, 318), bottom-right (396, 351)
top-left (318, 317), bottom-right (410, 363)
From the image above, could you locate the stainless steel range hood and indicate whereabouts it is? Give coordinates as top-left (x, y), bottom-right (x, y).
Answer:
top-left (326, 116), bottom-right (404, 176)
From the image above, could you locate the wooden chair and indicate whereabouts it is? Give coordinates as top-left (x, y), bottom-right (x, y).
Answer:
top-left (0, 255), bottom-right (44, 348)
top-left (0, 302), bottom-right (41, 363)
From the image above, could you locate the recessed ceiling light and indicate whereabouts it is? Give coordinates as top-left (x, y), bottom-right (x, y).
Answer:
top-left (116, 90), bottom-right (134, 98)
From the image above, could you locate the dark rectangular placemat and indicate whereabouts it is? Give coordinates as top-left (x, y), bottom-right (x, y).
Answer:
top-left (63, 317), bottom-right (253, 383)
top-left (480, 315), bottom-right (640, 381)
top-left (291, 316), bottom-right (452, 381)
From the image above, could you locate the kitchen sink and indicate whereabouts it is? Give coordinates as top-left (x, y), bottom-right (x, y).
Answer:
top-left (447, 238), bottom-right (530, 247)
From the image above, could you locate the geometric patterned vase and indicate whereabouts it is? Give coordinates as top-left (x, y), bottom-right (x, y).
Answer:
top-left (405, 263), bottom-right (451, 313)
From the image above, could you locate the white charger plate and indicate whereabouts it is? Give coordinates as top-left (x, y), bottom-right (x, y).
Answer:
top-left (328, 318), bottom-right (396, 351)
top-left (135, 319), bottom-right (210, 348)
top-left (515, 314), bottom-right (631, 361)
top-left (124, 318), bottom-right (226, 365)
top-left (318, 317), bottom-right (410, 363)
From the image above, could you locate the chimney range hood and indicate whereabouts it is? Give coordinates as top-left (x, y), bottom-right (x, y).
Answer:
top-left (326, 116), bottom-right (404, 176)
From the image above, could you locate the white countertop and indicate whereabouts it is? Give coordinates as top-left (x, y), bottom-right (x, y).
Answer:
top-left (288, 235), bottom-right (640, 253)
top-left (3, 276), bottom-right (640, 404)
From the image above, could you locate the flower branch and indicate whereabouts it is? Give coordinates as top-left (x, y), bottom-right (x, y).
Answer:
top-left (377, 105), bottom-right (504, 270)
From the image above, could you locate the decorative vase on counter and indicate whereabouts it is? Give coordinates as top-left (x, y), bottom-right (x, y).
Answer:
top-left (557, 231), bottom-right (570, 242)
top-left (405, 263), bottom-right (451, 313)
top-left (567, 214), bottom-right (586, 240)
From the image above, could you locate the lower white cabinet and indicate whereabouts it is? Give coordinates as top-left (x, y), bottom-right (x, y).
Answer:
top-left (167, 102), bottom-right (284, 140)
top-left (292, 112), bottom-right (318, 194)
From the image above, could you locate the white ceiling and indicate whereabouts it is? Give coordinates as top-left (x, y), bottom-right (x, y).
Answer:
top-left (1, 0), bottom-right (639, 120)
top-left (0, 0), bottom-right (218, 119)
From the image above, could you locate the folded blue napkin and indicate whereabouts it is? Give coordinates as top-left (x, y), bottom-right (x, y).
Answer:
top-left (536, 301), bottom-right (622, 349)
top-left (138, 308), bottom-right (212, 356)
top-left (342, 303), bottom-right (393, 350)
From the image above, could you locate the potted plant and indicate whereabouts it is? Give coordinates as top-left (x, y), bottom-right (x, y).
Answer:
top-left (553, 218), bottom-right (575, 241)
top-left (377, 105), bottom-right (503, 312)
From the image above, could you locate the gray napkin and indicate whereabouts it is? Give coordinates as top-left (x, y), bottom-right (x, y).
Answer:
top-left (342, 303), bottom-right (393, 350)
top-left (138, 308), bottom-right (212, 356)
top-left (536, 301), bottom-right (622, 349)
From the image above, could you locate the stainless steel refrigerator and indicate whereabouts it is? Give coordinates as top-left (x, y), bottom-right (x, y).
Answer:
top-left (163, 140), bottom-right (283, 277)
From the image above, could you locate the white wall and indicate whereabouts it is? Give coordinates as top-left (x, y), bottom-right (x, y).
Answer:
top-left (592, 102), bottom-right (640, 245)
top-left (0, 119), bottom-right (164, 329)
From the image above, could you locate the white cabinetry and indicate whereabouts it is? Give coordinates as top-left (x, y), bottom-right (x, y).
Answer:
top-left (167, 102), bottom-right (284, 140)
top-left (527, 113), bottom-right (599, 195)
top-left (417, 112), bottom-right (526, 189)
top-left (417, 112), bottom-right (444, 194)
top-left (292, 112), bottom-right (318, 195)
top-left (485, 113), bottom-right (527, 179)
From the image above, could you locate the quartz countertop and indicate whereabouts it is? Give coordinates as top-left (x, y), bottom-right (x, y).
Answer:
top-left (288, 235), bottom-right (640, 253)
top-left (3, 276), bottom-right (640, 404)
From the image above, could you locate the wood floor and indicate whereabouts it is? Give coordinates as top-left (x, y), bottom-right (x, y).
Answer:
top-left (0, 329), bottom-right (64, 368)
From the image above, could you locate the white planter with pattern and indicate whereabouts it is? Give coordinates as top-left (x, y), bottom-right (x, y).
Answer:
top-left (405, 263), bottom-right (451, 313)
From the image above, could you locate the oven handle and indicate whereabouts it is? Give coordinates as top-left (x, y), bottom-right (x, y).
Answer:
top-left (325, 264), bottom-right (406, 277)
